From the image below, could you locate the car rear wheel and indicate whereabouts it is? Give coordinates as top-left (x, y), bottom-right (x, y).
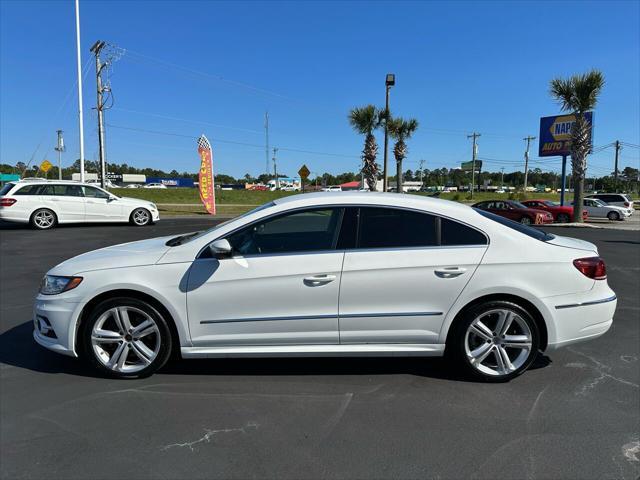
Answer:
top-left (130, 208), bottom-right (151, 226)
top-left (448, 300), bottom-right (540, 382)
top-left (80, 297), bottom-right (173, 379)
top-left (556, 213), bottom-right (570, 223)
top-left (519, 216), bottom-right (532, 225)
top-left (30, 208), bottom-right (57, 230)
top-left (607, 211), bottom-right (620, 221)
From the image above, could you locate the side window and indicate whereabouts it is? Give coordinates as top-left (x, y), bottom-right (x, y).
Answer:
top-left (82, 186), bottom-right (110, 199)
top-left (64, 185), bottom-right (84, 197)
top-left (13, 185), bottom-right (43, 195)
top-left (441, 218), bottom-right (487, 246)
top-left (225, 208), bottom-right (343, 255)
top-left (41, 185), bottom-right (67, 196)
top-left (358, 207), bottom-right (437, 249)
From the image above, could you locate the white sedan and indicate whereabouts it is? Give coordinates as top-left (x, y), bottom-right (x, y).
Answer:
top-left (580, 198), bottom-right (631, 221)
top-left (32, 192), bottom-right (616, 381)
top-left (0, 180), bottom-right (159, 229)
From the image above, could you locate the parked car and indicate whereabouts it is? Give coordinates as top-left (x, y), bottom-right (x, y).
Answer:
top-left (472, 200), bottom-right (553, 225)
top-left (143, 183), bottom-right (168, 189)
top-left (495, 189), bottom-right (506, 194)
top-left (33, 192), bottom-right (615, 382)
top-left (279, 185), bottom-right (301, 192)
top-left (585, 193), bottom-right (634, 216)
top-left (322, 186), bottom-right (342, 192)
top-left (577, 198), bottom-right (631, 221)
top-left (124, 184), bottom-right (142, 189)
top-left (86, 179), bottom-right (116, 188)
top-left (521, 200), bottom-right (587, 223)
top-left (0, 180), bottom-right (159, 229)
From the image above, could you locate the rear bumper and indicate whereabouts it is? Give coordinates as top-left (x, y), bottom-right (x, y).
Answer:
top-left (542, 288), bottom-right (616, 351)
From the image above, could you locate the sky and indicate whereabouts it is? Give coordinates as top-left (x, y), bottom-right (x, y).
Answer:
top-left (1, 0), bottom-right (639, 179)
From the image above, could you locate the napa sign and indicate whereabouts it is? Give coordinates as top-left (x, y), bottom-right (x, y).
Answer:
top-left (538, 112), bottom-right (593, 157)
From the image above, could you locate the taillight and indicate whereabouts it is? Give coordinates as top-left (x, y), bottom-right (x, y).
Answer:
top-left (0, 198), bottom-right (16, 207)
top-left (573, 257), bottom-right (607, 280)
top-left (624, 202), bottom-right (630, 207)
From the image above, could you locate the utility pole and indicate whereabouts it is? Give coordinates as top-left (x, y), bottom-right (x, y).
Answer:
top-left (418, 159), bottom-right (425, 187)
top-left (614, 140), bottom-right (621, 192)
top-left (90, 40), bottom-right (107, 188)
top-left (467, 132), bottom-right (480, 198)
top-left (523, 135), bottom-right (536, 193)
top-left (272, 147), bottom-right (279, 189)
top-left (74, 0), bottom-right (85, 182)
top-left (382, 73), bottom-right (395, 192)
top-left (54, 130), bottom-right (65, 180)
top-left (264, 111), bottom-right (270, 175)
top-left (500, 167), bottom-right (505, 189)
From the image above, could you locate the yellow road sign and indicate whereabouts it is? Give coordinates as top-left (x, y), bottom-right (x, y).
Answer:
top-left (40, 160), bottom-right (53, 173)
top-left (298, 164), bottom-right (310, 179)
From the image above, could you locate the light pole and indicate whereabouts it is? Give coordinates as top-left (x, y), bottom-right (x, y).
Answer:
top-left (382, 73), bottom-right (395, 192)
top-left (54, 130), bottom-right (65, 180)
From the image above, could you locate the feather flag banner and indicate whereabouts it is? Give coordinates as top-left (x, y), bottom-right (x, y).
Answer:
top-left (197, 135), bottom-right (216, 215)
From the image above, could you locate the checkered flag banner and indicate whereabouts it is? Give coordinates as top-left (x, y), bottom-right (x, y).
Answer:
top-left (197, 135), bottom-right (216, 215)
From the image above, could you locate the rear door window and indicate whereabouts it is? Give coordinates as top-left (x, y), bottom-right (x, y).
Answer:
top-left (358, 207), bottom-right (437, 248)
top-left (441, 218), bottom-right (487, 246)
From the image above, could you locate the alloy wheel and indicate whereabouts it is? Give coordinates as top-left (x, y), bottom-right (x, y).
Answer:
top-left (464, 308), bottom-right (533, 377)
top-left (91, 306), bottom-right (161, 373)
top-left (520, 216), bottom-right (532, 225)
top-left (132, 209), bottom-right (150, 226)
top-left (34, 210), bottom-right (55, 229)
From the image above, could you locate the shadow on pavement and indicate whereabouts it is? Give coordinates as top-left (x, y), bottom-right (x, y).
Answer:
top-left (0, 320), bottom-right (552, 382)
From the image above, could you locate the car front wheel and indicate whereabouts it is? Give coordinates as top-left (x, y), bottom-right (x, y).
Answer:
top-left (556, 213), bottom-right (570, 223)
top-left (607, 211), bottom-right (620, 221)
top-left (448, 301), bottom-right (540, 382)
top-left (80, 297), bottom-right (173, 378)
top-left (519, 216), bottom-right (532, 225)
top-left (130, 208), bottom-right (152, 226)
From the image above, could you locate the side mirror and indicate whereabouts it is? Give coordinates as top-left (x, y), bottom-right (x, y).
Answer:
top-left (108, 196), bottom-right (118, 202)
top-left (209, 239), bottom-right (232, 258)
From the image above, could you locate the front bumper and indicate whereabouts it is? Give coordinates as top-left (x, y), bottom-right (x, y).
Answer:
top-left (32, 294), bottom-right (81, 357)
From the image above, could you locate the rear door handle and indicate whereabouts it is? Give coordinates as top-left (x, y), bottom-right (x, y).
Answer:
top-left (303, 274), bottom-right (337, 286)
top-left (434, 267), bottom-right (467, 278)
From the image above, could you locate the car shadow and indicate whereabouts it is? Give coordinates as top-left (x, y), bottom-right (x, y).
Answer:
top-left (0, 320), bottom-right (552, 382)
top-left (604, 240), bottom-right (640, 245)
top-left (0, 220), bottom-right (132, 230)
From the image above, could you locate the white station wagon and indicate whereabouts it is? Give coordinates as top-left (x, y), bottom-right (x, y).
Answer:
top-left (0, 180), bottom-right (159, 229)
top-left (32, 193), bottom-right (616, 381)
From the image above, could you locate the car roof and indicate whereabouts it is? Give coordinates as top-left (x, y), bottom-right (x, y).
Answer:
top-left (272, 191), bottom-right (473, 216)
top-left (11, 180), bottom-right (104, 187)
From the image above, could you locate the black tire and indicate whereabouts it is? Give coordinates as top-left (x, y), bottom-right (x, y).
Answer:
top-left (30, 208), bottom-right (57, 230)
top-left (130, 208), bottom-right (152, 226)
top-left (447, 300), bottom-right (540, 382)
top-left (607, 211), bottom-right (620, 221)
top-left (519, 216), bottom-right (533, 225)
top-left (556, 213), bottom-right (570, 223)
top-left (79, 297), bottom-right (173, 379)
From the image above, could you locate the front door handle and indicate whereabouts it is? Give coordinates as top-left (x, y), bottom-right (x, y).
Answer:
top-left (434, 267), bottom-right (467, 278)
top-left (303, 274), bottom-right (337, 286)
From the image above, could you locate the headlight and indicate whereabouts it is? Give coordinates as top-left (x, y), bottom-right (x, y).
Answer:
top-left (40, 275), bottom-right (83, 295)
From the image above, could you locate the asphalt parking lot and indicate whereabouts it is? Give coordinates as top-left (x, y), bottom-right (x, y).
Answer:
top-left (1, 218), bottom-right (638, 480)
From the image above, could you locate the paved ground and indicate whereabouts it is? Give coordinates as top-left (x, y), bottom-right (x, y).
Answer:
top-left (1, 218), bottom-right (638, 480)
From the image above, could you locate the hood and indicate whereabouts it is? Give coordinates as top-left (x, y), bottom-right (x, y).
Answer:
top-left (116, 196), bottom-right (154, 206)
top-left (546, 235), bottom-right (598, 253)
top-left (48, 236), bottom-right (173, 275)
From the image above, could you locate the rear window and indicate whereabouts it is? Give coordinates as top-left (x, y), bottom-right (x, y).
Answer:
top-left (475, 209), bottom-right (554, 241)
top-left (13, 184), bottom-right (44, 195)
top-left (0, 183), bottom-right (16, 195)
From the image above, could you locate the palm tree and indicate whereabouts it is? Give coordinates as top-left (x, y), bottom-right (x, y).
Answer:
top-left (348, 105), bottom-right (382, 191)
top-left (388, 117), bottom-right (419, 193)
top-left (549, 69), bottom-right (605, 222)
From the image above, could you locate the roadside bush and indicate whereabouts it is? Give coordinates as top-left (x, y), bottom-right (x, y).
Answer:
top-left (452, 193), bottom-right (461, 201)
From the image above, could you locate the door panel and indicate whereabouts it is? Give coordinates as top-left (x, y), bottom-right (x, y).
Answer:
top-left (82, 186), bottom-right (123, 221)
top-left (339, 247), bottom-right (486, 344)
top-left (39, 184), bottom-right (85, 222)
top-left (186, 253), bottom-right (343, 346)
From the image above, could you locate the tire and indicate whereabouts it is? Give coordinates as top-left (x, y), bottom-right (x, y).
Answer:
top-left (607, 211), bottom-right (620, 221)
top-left (519, 216), bottom-right (532, 225)
top-left (556, 213), bottom-right (570, 223)
top-left (447, 300), bottom-right (540, 382)
top-left (130, 208), bottom-right (152, 226)
top-left (30, 208), bottom-right (57, 230)
top-left (80, 297), bottom-right (173, 379)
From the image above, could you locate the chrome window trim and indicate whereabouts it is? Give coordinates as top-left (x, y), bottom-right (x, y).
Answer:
top-left (555, 295), bottom-right (617, 310)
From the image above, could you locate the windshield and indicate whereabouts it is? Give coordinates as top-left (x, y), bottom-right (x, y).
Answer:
top-left (165, 201), bottom-right (276, 246)
top-left (510, 201), bottom-right (527, 209)
top-left (542, 200), bottom-right (557, 206)
top-left (593, 199), bottom-right (607, 207)
top-left (475, 209), bottom-right (555, 241)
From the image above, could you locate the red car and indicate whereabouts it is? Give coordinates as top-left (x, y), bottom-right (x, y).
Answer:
top-left (521, 200), bottom-right (588, 223)
top-left (472, 200), bottom-right (554, 225)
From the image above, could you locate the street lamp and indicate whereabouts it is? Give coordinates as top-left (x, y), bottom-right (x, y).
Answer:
top-left (54, 130), bottom-right (65, 180)
top-left (382, 73), bottom-right (395, 192)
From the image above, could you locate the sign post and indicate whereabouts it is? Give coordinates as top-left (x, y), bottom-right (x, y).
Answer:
top-left (539, 112), bottom-right (593, 207)
top-left (298, 164), bottom-right (310, 193)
